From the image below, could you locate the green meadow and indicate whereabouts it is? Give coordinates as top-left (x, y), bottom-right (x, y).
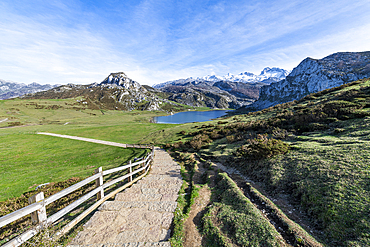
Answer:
top-left (0, 98), bottom-right (174, 201)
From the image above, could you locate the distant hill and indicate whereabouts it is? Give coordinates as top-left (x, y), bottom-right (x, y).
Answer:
top-left (246, 51), bottom-right (370, 111)
top-left (0, 80), bottom-right (59, 100)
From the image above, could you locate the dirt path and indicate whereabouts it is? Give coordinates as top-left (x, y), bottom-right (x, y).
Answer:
top-left (183, 159), bottom-right (218, 247)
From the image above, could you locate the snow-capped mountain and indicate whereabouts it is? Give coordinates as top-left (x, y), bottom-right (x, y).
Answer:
top-left (0, 79), bottom-right (60, 100)
top-left (153, 67), bottom-right (289, 88)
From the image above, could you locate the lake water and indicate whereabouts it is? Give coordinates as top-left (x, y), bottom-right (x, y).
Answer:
top-left (153, 110), bottom-right (230, 124)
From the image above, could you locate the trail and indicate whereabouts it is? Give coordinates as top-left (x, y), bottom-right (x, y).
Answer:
top-left (36, 133), bottom-right (182, 246)
top-left (37, 132), bottom-right (128, 148)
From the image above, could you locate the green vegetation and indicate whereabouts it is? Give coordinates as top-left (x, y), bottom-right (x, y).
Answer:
top-left (0, 133), bottom-right (147, 201)
top-left (169, 152), bottom-right (200, 247)
top-left (156, 78), bottom-right (370, 246)
top-left (202, 172), bottom-right (282, 247)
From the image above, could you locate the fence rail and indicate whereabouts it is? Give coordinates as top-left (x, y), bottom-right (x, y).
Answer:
top-left (0, 145), bottom-right (154, 247)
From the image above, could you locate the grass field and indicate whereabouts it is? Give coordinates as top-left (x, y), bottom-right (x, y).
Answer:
top-left (0, 133), bottom-right (147, 201)
top-left (0, 98), bottom-right (173, 201)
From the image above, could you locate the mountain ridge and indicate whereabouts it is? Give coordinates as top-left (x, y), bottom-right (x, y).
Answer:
top-left (153, 67), bottom-right (289, 88)
top-left (245, 51), bottom-right (370, 111)
top-left (0, 79), bottom-right (60, 100)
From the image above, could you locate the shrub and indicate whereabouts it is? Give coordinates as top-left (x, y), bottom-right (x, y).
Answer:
top-left (308, 123), bottom-right (329, 131)
top-left (8, 121), bottom-right (22, 127)
top-left (226, 135), bottom-right (236, 143)
top-left (209, 130), bottom-right (222, 139)
top-left (234, 134), bottom-right (290, 160)
top-left (187, 134), bottom-right (212, 150)
top-left (271, 127), bottom-right (289, 139)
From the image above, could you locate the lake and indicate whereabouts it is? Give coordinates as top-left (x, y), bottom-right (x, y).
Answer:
top-left (153, 110), bottom-right (230, 124)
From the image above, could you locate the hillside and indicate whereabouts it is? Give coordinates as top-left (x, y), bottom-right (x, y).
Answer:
top-left (142, 77), bottom-right (370, 246)
top-left (246, 51), bottom-right (370, 111)
top-left (146, 80), bottom-right (258, 109)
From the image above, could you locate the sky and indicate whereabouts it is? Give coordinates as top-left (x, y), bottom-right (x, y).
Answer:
top-left (1, 0), bottom-right (370, 86)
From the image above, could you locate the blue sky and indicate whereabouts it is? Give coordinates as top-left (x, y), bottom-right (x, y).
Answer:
top-left (1, 0), bottom-right (370, 86)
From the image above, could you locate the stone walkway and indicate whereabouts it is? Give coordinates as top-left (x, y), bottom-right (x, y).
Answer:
top-left (68, 147), bottom-right (182, 247)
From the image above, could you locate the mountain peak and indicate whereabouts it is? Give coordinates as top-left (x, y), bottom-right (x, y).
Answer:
top-left (259, 67), bottom-right (290, 78)
top-left (109, 72), bottom-right (128, 78)
top-left (100, 72), bottom-right (142, 91)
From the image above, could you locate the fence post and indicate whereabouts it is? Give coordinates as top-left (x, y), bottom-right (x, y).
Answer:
top-left (129, 160), bottom-right (132, 182)
top-left (95, 167), bottom-right (104, 200)
top-left (28, 192), bottom-right (47, 225)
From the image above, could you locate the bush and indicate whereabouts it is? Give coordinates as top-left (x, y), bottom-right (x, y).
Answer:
top-left (226, 135), bottom-right (236, 143)
top-left (271, 127), bottom-right (289, 139)
top-left (235, 134), bottom-right (290, 160)
top-left (8, 121), bottom-right (22, 127)
top-left (187, 134), bottom-right (212, 150)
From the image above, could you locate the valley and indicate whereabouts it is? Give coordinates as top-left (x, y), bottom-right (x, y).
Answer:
top-left (1, 52), bottom-right (370, 246)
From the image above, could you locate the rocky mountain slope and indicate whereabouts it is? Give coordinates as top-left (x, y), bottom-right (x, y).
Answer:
top-left (147, 80), bottom-right (262, 109)
top-left (22, 72), bottom-right (258, 110)
top-left (153, 67), bottom-right (289, 88)
top-left (0, 80), bottom-right (59, 100)
top-left (22, 72), bottom-right (169, 111)
top-left (246, 51), bottom-right (370, 111)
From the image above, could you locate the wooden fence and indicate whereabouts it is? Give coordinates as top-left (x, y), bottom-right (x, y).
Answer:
top-left (0, 145), bottom-right (154, 247)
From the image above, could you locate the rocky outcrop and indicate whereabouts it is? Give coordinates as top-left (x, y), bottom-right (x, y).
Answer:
top-left (248, 51), bottom-right (370, 110)
top-left (100, 72), bottom-right (142, 91)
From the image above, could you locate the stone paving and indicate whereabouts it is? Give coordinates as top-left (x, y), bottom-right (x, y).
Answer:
top-left (68, 147), bottom-right (181, 247)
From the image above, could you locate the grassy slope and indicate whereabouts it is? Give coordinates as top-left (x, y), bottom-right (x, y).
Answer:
top-left (144, 79), bottom-right (370, 246)
top-left (202, 172), bottom-right (283, 247)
